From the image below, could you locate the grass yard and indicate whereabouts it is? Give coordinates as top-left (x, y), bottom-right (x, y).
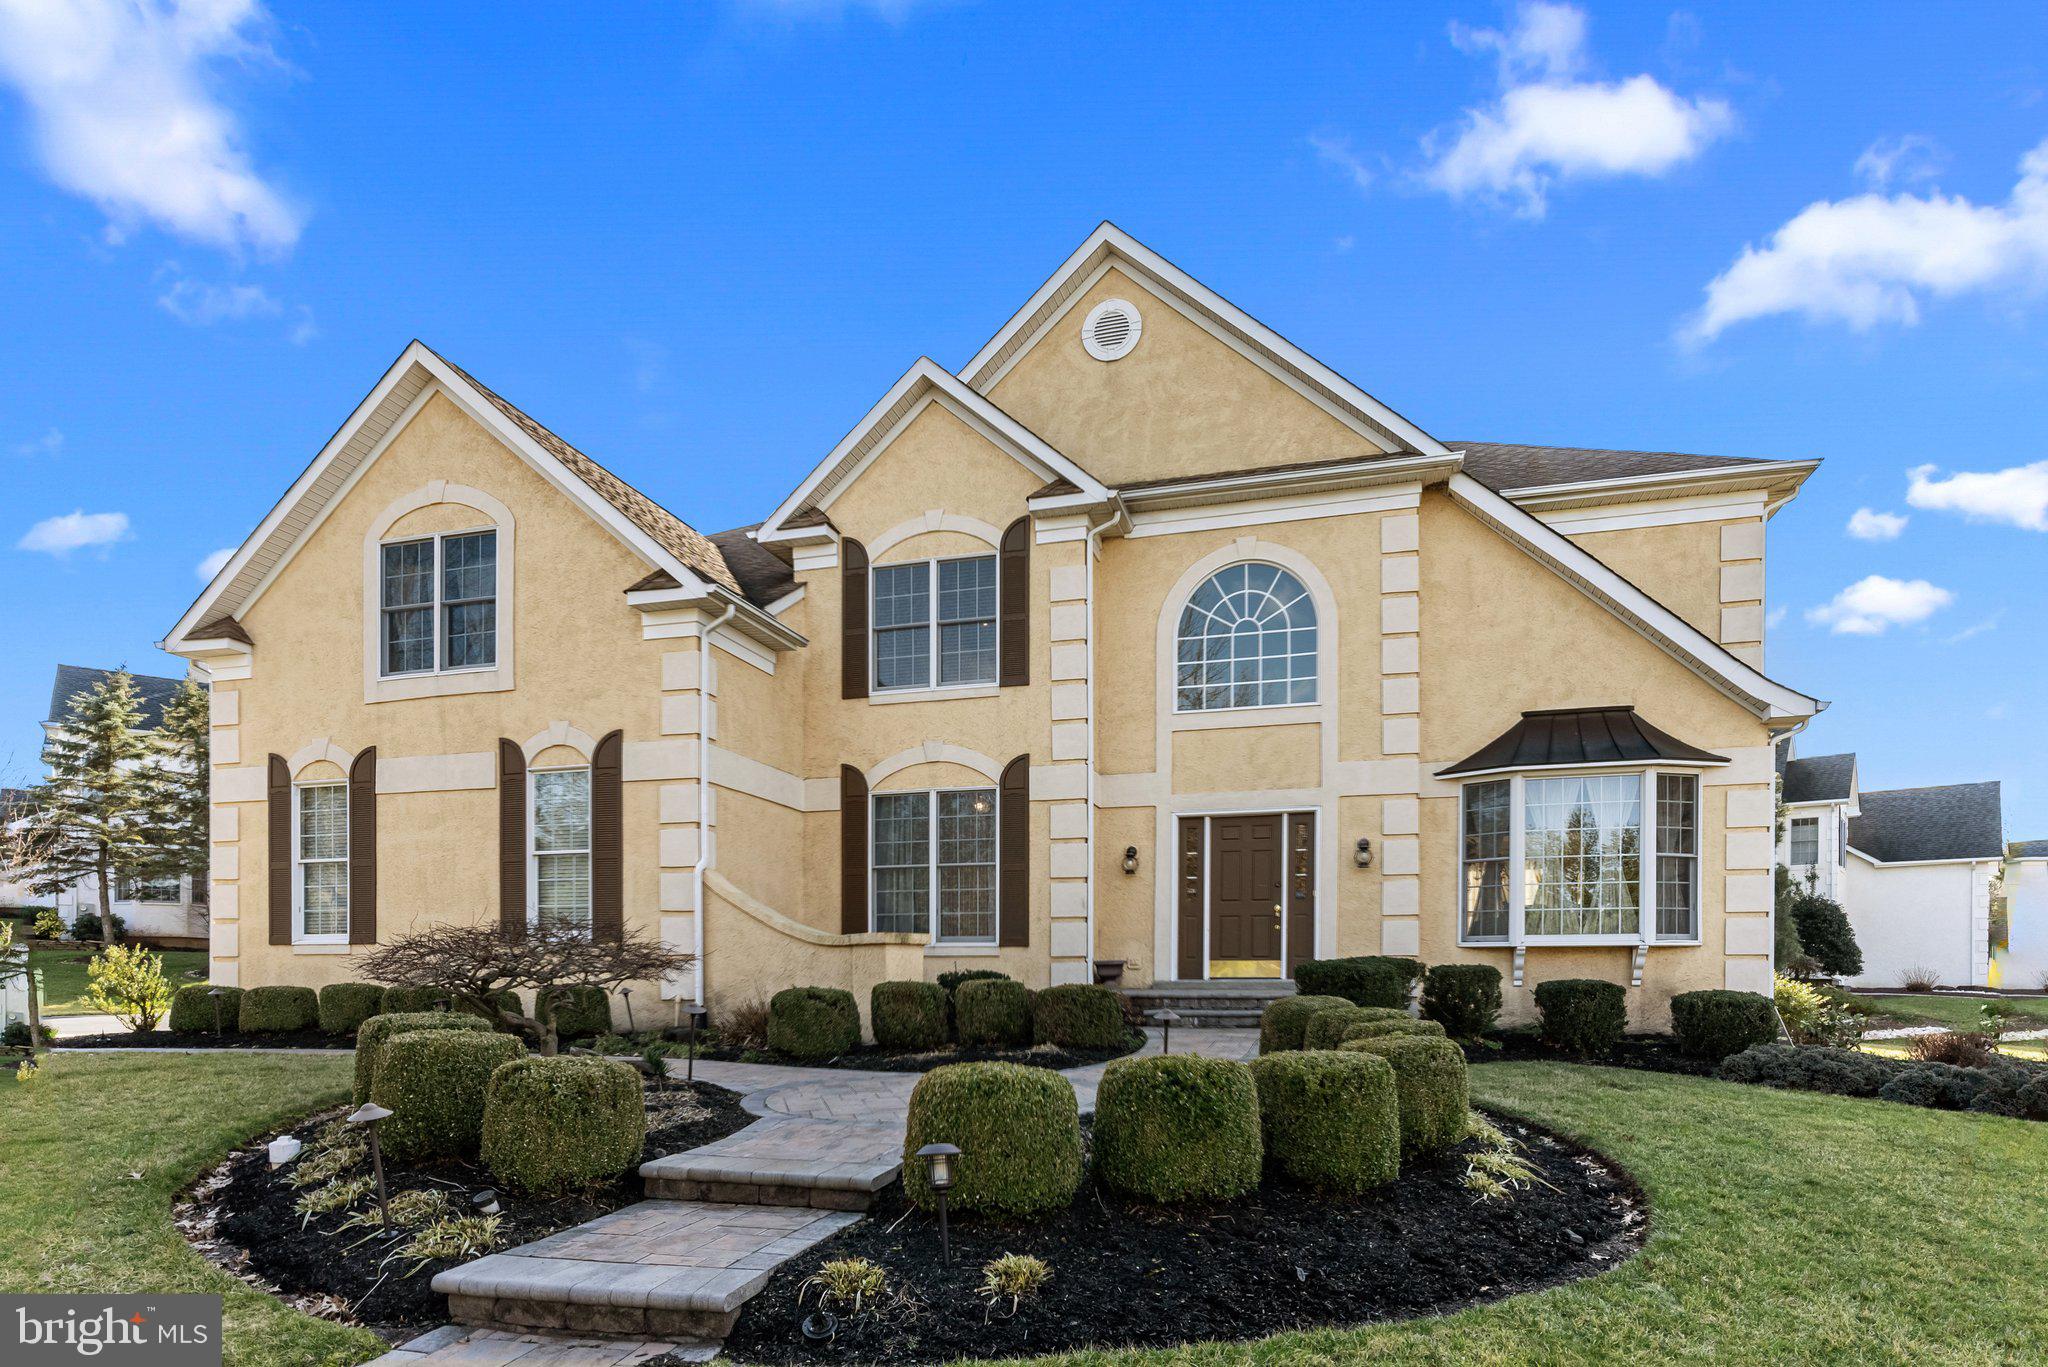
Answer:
top-left (29, 943), bottom-right (208, 1015)
top-left (1858, 992), bottom-right (2048, 1032)
top-left (3, 1055), bottom-right (2044, 1365)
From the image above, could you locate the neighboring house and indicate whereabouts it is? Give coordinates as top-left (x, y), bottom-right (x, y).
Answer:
top-left (1844, 782), bottom-right (2004, 988)
top-left (1777, 752), bottom-right (1857, 902)
top-left (0, 787), bottom-right (37, 907)
top-left (34, 666), bottom-right (208, 941)
top-left (2001, 840), bottom-right (2048, 991)
top-left (160, 224), bottom-right (1824, 1028)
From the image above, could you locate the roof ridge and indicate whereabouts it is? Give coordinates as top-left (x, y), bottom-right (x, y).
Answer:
top-left (1864, 780), bottom-right (2000, 797)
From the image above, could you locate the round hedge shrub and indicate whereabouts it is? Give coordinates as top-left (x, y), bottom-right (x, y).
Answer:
top-left (1301, 1006), bottom-right (1413, 1051)
top-left (238, 985), bottom-right (318, 1034)
top-left (317, 983), bottom-right (386, 1036)
top-left (1338, 1034), bottom-right (1470, 1156)
top-left (375, 1030), bottom-right (528, 1161)
top-left (955, 979), bottom-right (1033, 1048)
top-left (482, 1056), bottom-right (646, 1196)
top-left (353, 1011), bottom-right (493, 1104)
top-left (168, 983), bottom-right (240, 1034)
top-left (1257, 995), bottom-right (1351, 1054)
top-left (1247, 1050), bottom-right (1399, 1193)
top-left (936, 968), bottom-right (1010, 998)
top-left (1032, 984), bottom-right (1127, 1049)
top-left (871, 981), bottom-right (949, 1051)
top-left (1291, 956), bottom-right (1416, 1009)
top-left (768, 986), bottom-right (861, 1059)
top-left (1092, 1055), bottom-right (1262, 1203)
top-left (1327, 1016), bottom-right (1448, 1049)
top-left (1421, 964), bottom-right (1503, 1038)
top-left (902, 1062), bottom-right (1083, 1217)
top-left (1670, 988), bottom-right (1778, 1061)
top-left (1534, 978), bottom-right (1628, 1057)
top-left (379, 985), bottom-right (448, 1015)
top-left (539, 985), bottom-right (612, 1040)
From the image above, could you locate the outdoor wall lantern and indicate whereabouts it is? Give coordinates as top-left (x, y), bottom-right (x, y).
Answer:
top-left (1354, 837), bottom-right (1374, 869)
top-left (347, 1102), bottom-right (394, 1228)
top-left (916, 1142), bottom-right (961, 1263)
top-left (1122, 846), bottom-right (1139, 875)
top-left (1149, 1008), bottom-right (1181, 1055)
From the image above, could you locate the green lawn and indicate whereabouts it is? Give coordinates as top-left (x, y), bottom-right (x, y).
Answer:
top-left (1857, 992), bottom-right (2048, 1031)
top-left (29, 943), bottom-right (208, 1016)
top-left (4, 1055), bottom-right (2044, 1365)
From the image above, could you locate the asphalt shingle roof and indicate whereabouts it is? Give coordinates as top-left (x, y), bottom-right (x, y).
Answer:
top-left (1784, 753), bottom-right (1857, 805)
top-left (2012, 839), bottom-right (2048, 859)
top-left (1849, 782), bottom-right (2005, 864)
top-left (1449, 441), bottom-right (1775, 492)
top-left (47, 665), bottom-right (184, 731)
top-left (707, 526), bottom-right (798, 608)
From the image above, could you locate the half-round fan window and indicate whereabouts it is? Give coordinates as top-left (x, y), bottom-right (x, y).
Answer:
top-left (1174, 562), bottom-right (1318, 711)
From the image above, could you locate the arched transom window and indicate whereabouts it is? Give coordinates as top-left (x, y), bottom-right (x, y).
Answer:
top-left (1175, 562), bottom-right (1318, 711)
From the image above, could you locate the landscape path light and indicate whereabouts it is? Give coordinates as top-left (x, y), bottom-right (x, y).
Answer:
top-left (1149, 1008), bottom-right (1181, 1056)
top-left (621, 987), bottom-right (635, 1034)
top-left (916, 1142), bottom-right (961, 1263)
top-left (683, 1003), bottom-right (709, 1083)
top-left (207, 986), bottom-right (225, 1035)
top-left (471, 1188), bottom-right (500, 1217)
top-left (348, 1102), bottom-right (394, 1228)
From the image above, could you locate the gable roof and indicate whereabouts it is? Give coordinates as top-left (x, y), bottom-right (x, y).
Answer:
top-left (960, 223), bottom-right (1449, 459)
top-left (1850, 782), bottom-right (2004, 864)
top-left (2011, 839), bottom-right (2048, 859)
top-left (1437, 706), bottom-right (1728, 778)
top-left (48, 665), bottom-right (184, 731)
top-left (1784, 753), bottom-right (1857, 805)
top-left (706, 526), bottom-right (798, 607)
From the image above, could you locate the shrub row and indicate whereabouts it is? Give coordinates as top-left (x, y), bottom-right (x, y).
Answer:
top-left (1291, 956), bottom-right (1420, 1010)
top-left (771, 978), bottom-right (1131, 1057)
top-left (1718, 1043), bottom-right (2048, 1120)
top-left (169, 983), bottom-right (240, 1034)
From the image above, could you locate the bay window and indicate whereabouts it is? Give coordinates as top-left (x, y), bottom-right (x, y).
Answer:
top-left (872, 787), bottom-right (998, 943)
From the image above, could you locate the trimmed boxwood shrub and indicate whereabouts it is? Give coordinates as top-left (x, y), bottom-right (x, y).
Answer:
top-left (902, 1062), bottom-right (1082, 1217)
top-left (353, 1011), bottom-right (493, 1104)
top-left (1092, 1055), bottom-right (1262, 1203)
top-left (1258, 995), bottom-right (1351, 1054)
top-left (1671, 989), bottom-right (1778, 1061)
top-left (1534, 978), bottom-right (1628, 1057)
top-left (1329, 1016), bottom-right (1447, 1048)
top-left (936, 968), bottom-right (1010, 998)
top-left (768, 986), bottom-right (861, 1059)
top-left (317, 983), bottom-right (387, 1037)
top-left (1301, 1006), bottom-right (1414, 1051)
top-left (1291, 956), bottom-right (1416, 1009)
top-left (1248, 1050), bottom-right (1399, 1193)
top-left (538, 985), bottom-right (612, 1040)
top-left (1717, 1043), bottom-right (1894, 1098)
top-left (1421, 964), bottom-right (1502, 1038)
top-left (482, 1056), bottom-right (646, 1195)
top-left (379, 985), bottom-right (448, 1015)
top-left (168, 983), bottom-right (240, 1034)
top-left (1032, 984), bottom-right (1127, 1049)
top-left (955, 979), bottom-right (1033, 1048)
top-left (871, 981), bottom-right (949, 1051)
top-left (238, 985), bottom-right (318, 1034)
top-left (376, 1030), bottom-right (528, 1161)
top-left (1339, 1034), bottom-right (1470, 1155)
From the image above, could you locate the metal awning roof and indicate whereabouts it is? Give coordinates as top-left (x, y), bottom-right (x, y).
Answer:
top-left (1437, 706), bottom-right (1729, 778)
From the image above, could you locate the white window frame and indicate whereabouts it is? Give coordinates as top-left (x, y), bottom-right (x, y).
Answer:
top-left (869, 785), bottom-right (1000, 946)
top-left (527, 764), bottom-right (593, 933)
top-left (1789, 815), bottom-right (1821, 867)
top-left (378, 526), bottom-right (499, 679)
top-left (292, 781), bottom-right (350, 945)
top-left (116, 873), bottom-right (184, 905)
top-left (870, 554), bottom-right (999, 695)
top-left (1171, 561), bottom-right (1320, 715)
top-left (1456, 766), bottom-right (1704, 950)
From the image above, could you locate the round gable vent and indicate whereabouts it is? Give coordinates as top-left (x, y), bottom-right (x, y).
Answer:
top-left (1082, 298), bottom-right (1143, 361)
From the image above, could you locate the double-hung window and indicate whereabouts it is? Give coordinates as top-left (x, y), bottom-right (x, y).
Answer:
top-left (117, 873), bottom-right (182, 904)
top-left (530, 767), bottom-right (592, 932)
top-left (1459, 770), bottom-right (1701, 946)
top-left (872, 788), bottom-right (998, 942)
top-left (294, 783), bottom-right (350, 941)
top-left (380, 529), bottom-right (497, 676)
top-left (872, 556), bottom-right (997, 691)
top-left (1789, 816), bottom-right (1820, 866)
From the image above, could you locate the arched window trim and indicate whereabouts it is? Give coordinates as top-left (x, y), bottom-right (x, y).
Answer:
top-left (1172, 561), bottom-right (1320, 714)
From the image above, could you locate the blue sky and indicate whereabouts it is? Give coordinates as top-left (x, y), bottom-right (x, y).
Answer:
top-left (2, 1), bottom-right (2045, 830)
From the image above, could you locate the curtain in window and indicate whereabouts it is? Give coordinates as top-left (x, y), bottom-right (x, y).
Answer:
top-left (298, 784), bottom-right (350, 936)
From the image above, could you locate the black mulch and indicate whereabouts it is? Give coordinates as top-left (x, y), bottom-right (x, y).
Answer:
top-left (56, 1028), bottom-right (353, 1050)
top-left (692, 1031), bottom-right (1145, 1074)
top-left (178, 1081), bottom-right (754, 1343)
top-left (1466, 1030), bottom-right (1717, 1077)
top-left (712, 1113), bottom-right (1643, 1365)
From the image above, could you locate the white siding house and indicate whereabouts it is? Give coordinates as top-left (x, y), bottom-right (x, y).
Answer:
top-left (1999, 841), bottom-right (2048, 991)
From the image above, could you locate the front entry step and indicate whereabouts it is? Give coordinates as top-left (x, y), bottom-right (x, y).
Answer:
top-left (1125, 979), bottom-right (1294, 1027)
top-left (639, 1116), bottom-right (903, 1209)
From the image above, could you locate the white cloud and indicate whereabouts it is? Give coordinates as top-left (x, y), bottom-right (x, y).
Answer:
top-left (12, 427), bottom-right (62, 457)
top-left (1805, 575), bottom-right (1954, 635)
top-left (1906, 459), bottom-right (2048, 532)
top-left (1310, 131), bottom-right (1374, 192)
top-left (1765, 605), bottom-right (1789, 630)
top-left (17, 509), bottom-right (131, 556)
top-left (1945, 614), bottom-right (2002, 645)
top-left (1855, 134), bottom-right (1947, 190)
top-left (1420, 2), bottom-right (1733, 217)
top-left (1683, 138), bottom-right (2048, 343)
top-left (157, 275), bottom-right (281, 325)
top-left (195, 546), bottom-right (234, 581)
top-left (0, 0), bottom-right (301, 254)
top-left (1846, 507), bottom-right (1908, 540)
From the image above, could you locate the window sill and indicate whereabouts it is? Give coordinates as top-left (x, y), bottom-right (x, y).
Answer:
top-left (1457, 935), bottom-right (1700, 950)
top-left (923, 943), bottom-right (1001, 957)
top-left (867, 684), bottom-right (999, 706)
top-left (365, 665), bottom-right (513, 705)
top-left (292, 942), bottom-right (352, 955)
top-left (1170, 702), bottom-right (1321, 730)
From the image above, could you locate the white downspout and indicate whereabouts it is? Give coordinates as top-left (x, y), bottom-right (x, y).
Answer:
top-left (692, 597), bottom-right (739, 1006)
top-left (1081, 504), bottom-right (1123, 978)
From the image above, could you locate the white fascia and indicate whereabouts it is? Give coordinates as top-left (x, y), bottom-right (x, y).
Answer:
top-left (1112, 453), bottom-right (1461, 512)
top-left (1498, 460), bottom-right (1821, 515)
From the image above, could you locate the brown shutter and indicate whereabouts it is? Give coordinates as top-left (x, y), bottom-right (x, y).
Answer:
top-left (840, 765), bottom-right (868, 933)
top-left (1177, 817), bottom-right (1204, 980)
top-left (348, 748), bottom-right (378, 945)
top-left (999, 754), bottom-right (1030, 947)
top-left (591, 730), bottom-right (624, 943)
top-left (498, 739), bottom-right (526, 939)
top-left (840, 538), bottom-right (869, 700)
top-left (999, 516), bottom-right (1029, 687)
top-left (267, 754), bottom-right (290, 946)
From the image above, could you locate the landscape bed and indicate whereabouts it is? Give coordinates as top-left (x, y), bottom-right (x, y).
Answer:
top-left (710, 1113), bottom-right (1642, 1366)
top-left (181, 1081), bottom-right (752, 1342)
top-left (57, 1027), bottom-right (354, 1050)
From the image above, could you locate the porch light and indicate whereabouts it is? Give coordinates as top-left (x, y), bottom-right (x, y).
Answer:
top-left (1122, 846), bottom-right (1139, 875)
top-left (1149, 1008), bottom-right (1181, 1055)
top-left (347, 1102), bottom-right (394, 1228)
top-left (683, 1003), bottom-right (709, 1083)
top-left (916, 1142), bottom-right (961, 1263)
top-left (1354, 838), bottom-right (1374, 868)
top-left (470, 1188), bottom-right (501, 1217)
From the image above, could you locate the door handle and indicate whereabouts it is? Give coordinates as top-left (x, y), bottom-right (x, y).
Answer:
top-left (1271, 903), bottom-right (1283, 918)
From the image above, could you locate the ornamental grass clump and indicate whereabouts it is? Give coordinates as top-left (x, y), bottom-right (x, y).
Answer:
top-left (1247, 1049), bottom-right (1399, 1194)
top-left (238, 985), bottom-right (319, 1034)
top-left (295, 1175), bottom-right (373, 1226)
top-left (801, 1257), bottom-right (889, 1316)
top-left (979, 1253), bottom-right (1052, 1314)
top-left (871, 981), bottom-right (949, 1051)
top-left (1461, 1113), bottom-right (1551, 1203)
top-left (955, 979), bottom-right (1034, 1048)
top-left (397, 1215), bottom-right (504, 1271)
top-left (768, 986), bottom-right (861, 1059)
top-left (1302, 1006), bottom-right (1436, 1052)
top-left (1092, 1055), bottom-right (1261, 1203)
top-left (481, 1056), bottom-right (646, 1195)
top-left (1257, 994), bottom-right (1351, 1054)
top-left (1031, 984), bottom-right (1128, 1049)
top-left (374, 1030), bottom-right (529, 1162)
top-left (1669, 988), bottom-right (1778, 1060)
top-left (316, 983), bottom-right (387, 1036)
top-left (1533, 978), bottom-right (1627, 1057)
top-left (352, 1011), bottom-right (493, 1105)
top-left (1421, 964), bottom-right (1503, 1039)
top-left (168, 983), bottom-right (240, 1035)
top-left (1338, 1034), bottom-right (1470, 1156)
top-left (84, 945), bottom-right (174, 1032)
top-left (902, 1062), bottom-right (1082, 1217)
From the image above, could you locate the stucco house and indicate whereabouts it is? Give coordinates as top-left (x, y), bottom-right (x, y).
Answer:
top-left (160, 224), bottom-right (1824, 1028)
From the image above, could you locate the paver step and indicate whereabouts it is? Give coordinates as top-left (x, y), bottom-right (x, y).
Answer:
top-left (1126, 980), bottom-right (1293, 1025)
top-left (361, 1324), bottom-right (716, 1366)
top-left (639, 1115), bottom-right (903, 1210)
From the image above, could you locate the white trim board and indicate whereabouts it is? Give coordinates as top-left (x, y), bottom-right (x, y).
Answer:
top-left (1537, 489), bottom-right (1768, 536)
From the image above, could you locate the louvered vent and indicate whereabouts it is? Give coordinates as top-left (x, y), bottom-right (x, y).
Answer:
top-left (1082, 298), bottom-right (1143, 360)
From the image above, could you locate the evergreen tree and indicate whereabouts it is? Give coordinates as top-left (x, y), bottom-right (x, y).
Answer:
top-left (140, 677), bottom-right (210, 915)
top-left (25, 670), bottom-right (165, 949)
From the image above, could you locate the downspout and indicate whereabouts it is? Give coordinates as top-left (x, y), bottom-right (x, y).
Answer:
top-left (692, 596), bottom-right (739, 1007)
top-left (1081, 502), bottom-right (1125, 979)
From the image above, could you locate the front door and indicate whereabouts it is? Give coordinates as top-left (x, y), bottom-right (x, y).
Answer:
top-left (1209, 815), bottom-right (1283, 978)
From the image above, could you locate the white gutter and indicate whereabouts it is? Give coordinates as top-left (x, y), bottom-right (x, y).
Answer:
top-left (692, 596), bottom-right (739, 1006)
top-left (1081, 502), bottom-right (1126, 977)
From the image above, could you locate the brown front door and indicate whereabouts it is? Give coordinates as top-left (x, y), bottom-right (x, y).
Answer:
top-left (1209, 815), bottom-right (1283, 978)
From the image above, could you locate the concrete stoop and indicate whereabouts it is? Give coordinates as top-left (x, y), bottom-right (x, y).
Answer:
top-left (1123, 979), bottom-right (1294, 1028)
